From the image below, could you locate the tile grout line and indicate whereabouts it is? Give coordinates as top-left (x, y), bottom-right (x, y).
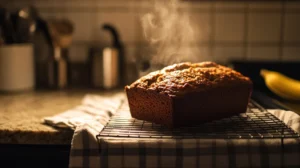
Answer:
top-left (23, 7), bottom-right (300, 14)
top-left (278, 1), bottom-right (286, 61)
top-left (71, 41), bottom-right (300, 47)
top-left (210, 2), bottom-right (216, 61)
top-left (243, 2), bottom-right (249, 61)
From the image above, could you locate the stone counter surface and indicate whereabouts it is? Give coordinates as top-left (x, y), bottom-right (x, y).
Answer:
top-left (0, 90), bottom-right (112, 145)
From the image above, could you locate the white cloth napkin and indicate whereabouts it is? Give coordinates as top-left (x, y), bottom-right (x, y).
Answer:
top-left (44, 93), bottom-right (125, 168)
top-left (268, 109), bottom-right (300, 134)
top-left (44, 93), bottom-right (125, 130)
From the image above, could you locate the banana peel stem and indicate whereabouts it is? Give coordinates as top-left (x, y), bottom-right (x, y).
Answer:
top-left (260, 69), bottom-right (269, 78)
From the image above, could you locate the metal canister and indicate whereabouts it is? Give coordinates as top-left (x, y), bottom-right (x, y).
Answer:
top-left (90, 24), bottom-right (124, 89)
top-left (92, 47), bottom-right (119, 89)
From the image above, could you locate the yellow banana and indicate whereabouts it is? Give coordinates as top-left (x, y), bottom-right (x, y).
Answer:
top-left (260, 69), bottom-right (300, 101)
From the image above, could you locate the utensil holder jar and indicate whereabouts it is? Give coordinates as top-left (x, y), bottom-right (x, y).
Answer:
top-left (0, 44), bottom-right (34, 92)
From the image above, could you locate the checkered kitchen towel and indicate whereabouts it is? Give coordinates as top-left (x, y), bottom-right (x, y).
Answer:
top-left (44, 94), bottom-right (300, 168)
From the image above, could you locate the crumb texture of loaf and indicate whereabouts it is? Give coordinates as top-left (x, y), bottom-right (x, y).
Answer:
top-left (126, 62), bottom-right (252, 96)
top-left (125, 61), bottom-right (253, 127)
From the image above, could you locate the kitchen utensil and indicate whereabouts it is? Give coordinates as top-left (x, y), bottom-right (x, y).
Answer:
top-left (48, 19), bottom-right (73, 48)
top-left (0, 26), bottom-right (4, 45)
top-left (47, 19), bottom-right (74, 89)
top-left (36, 17), bottom-right (53, 48)
top-left (0, 8), bottom-right (17, 44)
top-left (0, 44), bottom-right (34, 91)
top-left (20, 6), bottom-right (53, 46)
top-left (33, 17), bottom-right (54, 89)
top-left (14, 6), bottom-right (38, 43)
top-left (90, 24), bottom-right (124, 89)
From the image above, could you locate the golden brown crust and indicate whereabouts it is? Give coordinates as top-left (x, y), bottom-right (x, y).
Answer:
top-left (126, 62), bottom-right (252, 96)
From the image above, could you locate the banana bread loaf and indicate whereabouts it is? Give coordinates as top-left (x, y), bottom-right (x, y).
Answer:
top-left (125, 62), bottom-right (252, 127)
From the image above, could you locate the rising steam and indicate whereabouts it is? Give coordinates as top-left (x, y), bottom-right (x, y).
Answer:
top-left (141, 0), bottom-right (197, 65)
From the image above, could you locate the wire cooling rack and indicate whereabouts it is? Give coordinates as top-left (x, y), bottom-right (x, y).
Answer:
top-left (97, 100), bottom-right (300, 139)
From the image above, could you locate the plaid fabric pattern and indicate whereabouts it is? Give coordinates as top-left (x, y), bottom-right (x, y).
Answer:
top-left (70, 136), bottom-right (300, 168)
top-left (95, 138), bottom-right (300, 168)
top-left (44, 94), bottom-right (300, 168)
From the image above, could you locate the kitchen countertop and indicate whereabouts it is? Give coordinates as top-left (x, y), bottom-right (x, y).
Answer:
top-left (1, 89), bottom-right (297, 146)
top-left (0, 90), bottom-right (118, 145)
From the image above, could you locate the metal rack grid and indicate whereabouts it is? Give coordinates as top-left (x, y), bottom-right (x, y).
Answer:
top-left (97, 100), bottom-right (300, 139)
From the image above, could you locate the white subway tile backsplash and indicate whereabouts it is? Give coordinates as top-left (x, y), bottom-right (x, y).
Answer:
top-left (133, 0), bottom-right (198, 13)
top-left (34, 0), bottom-right (69, 8)
top-left (284, 14), bottom-right (300, 42)
top-left (66, 12), bottom-right (94, 42)
top-left (190, 13), bottom-right (211, 43)
top-left (35, 0), bottom-right (134, 9)
top-left (91, 12), bottom-right (138, 43)
top-left (134, 9), bottom-right (150, 42)
top-left (178, 1), bottom-right (192, 10)
top-left (133, 0), bottom-right (152, 12)
top-left (7, 0), bottom-right (300, 63)
top-left (214, 13), bottom-right (245, 42)
top-left (213, 46), bottom-right (244, 63)
top-left (40, 12), bottom-right (66, 19)
top-left (154, 46), bottom-right (211, 63)
top-left (282, 47), bottom-right (300, 61)
top-left (86, 0), bottom-right (134, 8)
top-left (248, 13), bottom-right (281, 42)
top-left (247, 46), bottom-right (279, 61)
top-left (285, 2), bottom-right (300, 10)
top-left (125, 45), bottom-right (138, 63)
top-left (248, 2), bottom-right (282, 10)
top-left (194, 46), bottom-right (212, 62)
top-left (215, 2), bottom-right (245, 10)
top-left (134, 45), bottom-right (212, 63)
top-left (187, 2), bottom-right (212, 11)
top-left (7, 1), bottom-right (31, 9)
